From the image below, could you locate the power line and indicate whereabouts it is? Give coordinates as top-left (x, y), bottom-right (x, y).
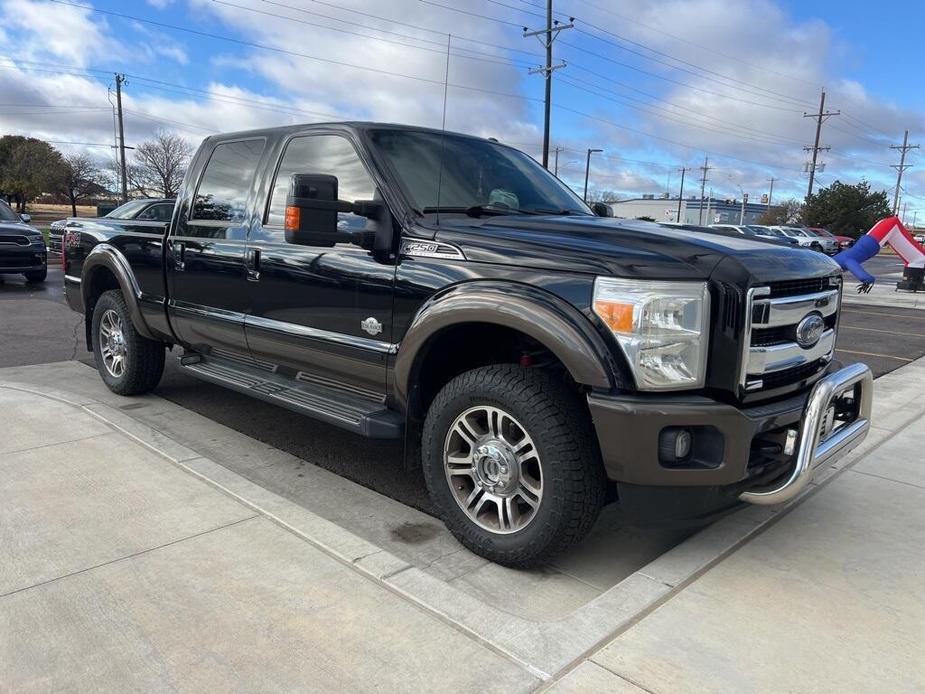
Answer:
top-left (423, 0), bottom-right (814, 110)
top-left (575, 0), bottom-right (820, 89)
top-left (557, 39), bottom-right (805, 113)
top-left (486, 0), bottom-right (815, 107)
top-left (557, 75), bottom-right (803, 148)
top-left (211, 0), bottom-right (536, 69)
top-left (560, 62), bottom-right (805, 144)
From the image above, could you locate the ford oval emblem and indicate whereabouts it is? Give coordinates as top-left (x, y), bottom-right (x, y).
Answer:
top-left (796, 313), bottom-right (825, 348)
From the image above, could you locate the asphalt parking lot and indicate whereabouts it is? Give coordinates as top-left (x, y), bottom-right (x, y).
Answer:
top-left (2, 259), bottom-right (924, 513)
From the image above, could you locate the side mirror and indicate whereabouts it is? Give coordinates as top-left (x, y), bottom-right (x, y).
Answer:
top-left (591, 202), bottom-right (612, 217)
top-left (20, 213), bottom-right (31, 223)
top-left (285, 173), bottom-right (391, 251)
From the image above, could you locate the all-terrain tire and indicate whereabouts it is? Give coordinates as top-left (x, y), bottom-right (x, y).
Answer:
top-left (422, 364), bottom-right (606, 568)
top-left (23, 267), bottom-right (47, 283)
top-left (91, 289), bottom-right (165, 395)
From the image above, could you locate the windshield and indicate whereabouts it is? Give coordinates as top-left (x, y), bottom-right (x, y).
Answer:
top-left (369, 129), bottom-right (592, 217)
top-left (781, 228), bottom-right (807, 237)
top-left (105, 200), bottom-right (152, 219)
top-left (0, 200), bottom-right (20, 222)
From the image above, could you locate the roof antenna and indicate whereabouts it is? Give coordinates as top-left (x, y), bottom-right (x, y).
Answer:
top-left (435, 34), bottom-right (451, 227)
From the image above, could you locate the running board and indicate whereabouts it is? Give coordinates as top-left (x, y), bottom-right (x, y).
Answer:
top-left (178, 353), bottom-right (402, 439)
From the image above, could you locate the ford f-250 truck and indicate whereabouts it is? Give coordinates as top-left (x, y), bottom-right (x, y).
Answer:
top-left (64, 123), bottom-right (873, 567)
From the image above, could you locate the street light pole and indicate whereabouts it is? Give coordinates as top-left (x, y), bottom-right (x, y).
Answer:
top-left (583, 148), bottom-right (602, 202)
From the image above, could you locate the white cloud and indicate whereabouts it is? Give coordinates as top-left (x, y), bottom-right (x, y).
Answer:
top-left (0, 0), bottom-right (921, 207)
top-left (0, 0), bottom-right (123, 65)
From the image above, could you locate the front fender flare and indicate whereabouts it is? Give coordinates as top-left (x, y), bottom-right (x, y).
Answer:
top-left (393, 281), bottom-right (616, 411)
top-left (81, 243), bottom-right (155, 340)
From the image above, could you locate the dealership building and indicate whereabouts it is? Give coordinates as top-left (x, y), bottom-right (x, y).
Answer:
top-left (608, 195), bottom-right (776, 225)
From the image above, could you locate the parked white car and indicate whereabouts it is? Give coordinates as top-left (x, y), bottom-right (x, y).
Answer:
top-left (771, 226), bottom-right (831, 252)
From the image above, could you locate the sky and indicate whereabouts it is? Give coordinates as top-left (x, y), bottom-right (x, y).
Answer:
top-left (0, 0), bottom-right (923, 223)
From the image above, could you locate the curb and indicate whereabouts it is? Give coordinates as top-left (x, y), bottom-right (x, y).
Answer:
top-left (4, 355), bottom-right (925, 681)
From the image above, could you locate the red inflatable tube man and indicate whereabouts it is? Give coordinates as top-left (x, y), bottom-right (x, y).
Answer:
top-left (833, 216), bottom-right (925, 293)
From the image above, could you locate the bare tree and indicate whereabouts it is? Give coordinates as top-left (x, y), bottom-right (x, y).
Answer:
top-left (129, 130), bottom-right (193, 198)
top-left (60, 153), bottom-right (106, 216)
top-left (588, 189), bottom-right (621, 203)
top-left (757, 198), bottom-right (803, 226)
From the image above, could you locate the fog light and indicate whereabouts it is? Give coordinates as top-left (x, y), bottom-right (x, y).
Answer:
top-left (659, 426), bottom-right (693, 463)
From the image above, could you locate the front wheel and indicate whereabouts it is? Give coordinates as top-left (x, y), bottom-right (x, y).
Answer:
top-left (422, 365), bottom-right (606, 568)
top-left (23, 267), bottom-right (46, 283)
top-left (91, 289), bottom-right (165, 395)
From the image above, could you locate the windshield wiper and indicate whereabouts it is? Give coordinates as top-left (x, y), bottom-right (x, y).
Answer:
top-left (421, 206), bottom-right (526, 218)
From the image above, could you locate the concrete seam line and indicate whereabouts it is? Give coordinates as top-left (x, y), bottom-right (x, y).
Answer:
top-left (0, 431), bottom-right (110, 457)
top-left (539, 360), bottom-right (925, 682)
top-left (848, 468), bottom-right (925, 491)
top-left (79, 403), bottom-right (547, 682)
top-left (0, 515), bottom-right (258, 600)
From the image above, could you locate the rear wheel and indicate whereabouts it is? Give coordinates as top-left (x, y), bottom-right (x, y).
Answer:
top-left (92, 289), bottom-right (165, 395)
top-left (23, 267), bottom-right (46, 283)
top-left (422, 364), bottom-right (605, 568)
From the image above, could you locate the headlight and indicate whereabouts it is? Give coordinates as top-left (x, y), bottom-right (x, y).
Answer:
top-left (592, 277), bottom-right (710, 390)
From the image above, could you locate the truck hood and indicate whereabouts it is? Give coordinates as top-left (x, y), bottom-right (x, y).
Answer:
top-left (0, 222), bottom-right (42, 238)
top-left (435, 216), bottom-right (841, 282)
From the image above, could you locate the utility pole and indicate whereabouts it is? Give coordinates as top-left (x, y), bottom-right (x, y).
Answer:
top-left (583, 148), bottom-right (602, 202)
top-left (766, 177), bottom-right (775, 208)
top-left (740, 192), bottom-right (748, 224)
top-left (890, 130), bottom-right (919, 215)
top-left (676, 166), bottom-right (689, 222)
top-left (697, 157), bottom-right (711, 225)
top-left (553, 146), bottom-right (562, 176)
top-left (524, 5), bottom-right (573, 169)
top-left (115, 73), bottom-right (128, 203)
top-left (803, 89), bottom-right (839, 200)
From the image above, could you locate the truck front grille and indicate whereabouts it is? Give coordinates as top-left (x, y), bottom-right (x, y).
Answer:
top-left (740, 276), bottom-right (841, 395)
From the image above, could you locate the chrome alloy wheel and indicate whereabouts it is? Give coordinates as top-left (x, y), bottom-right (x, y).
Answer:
top-left (443, 405), bottom-right (543, 534)
top-left (99, 309), bottom-right (127, 378)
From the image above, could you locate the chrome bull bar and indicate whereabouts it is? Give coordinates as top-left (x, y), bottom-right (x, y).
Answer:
top-left (740, 362), bottom-right (873, 505)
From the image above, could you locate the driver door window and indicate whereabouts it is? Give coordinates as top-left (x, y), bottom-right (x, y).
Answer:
top-left (262, 135), bottom-right (376, 237)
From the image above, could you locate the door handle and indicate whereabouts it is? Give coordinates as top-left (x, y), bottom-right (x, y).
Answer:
top-left (172, 241), bottom-right (185, 271)
top-left (246, 248), bottom-right (261, 281)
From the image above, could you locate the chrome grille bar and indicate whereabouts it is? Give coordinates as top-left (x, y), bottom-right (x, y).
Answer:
top-left (752, 289), bottom-right (839, 328)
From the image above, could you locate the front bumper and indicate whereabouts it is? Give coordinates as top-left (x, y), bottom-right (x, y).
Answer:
top-left (0, 249), bottom-right (46, 273)
top-left (588, 362), bottom-right (873, 504)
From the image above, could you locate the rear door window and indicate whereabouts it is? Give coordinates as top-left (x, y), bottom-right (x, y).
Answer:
top-left (192, 140), bottom-right (265, 223)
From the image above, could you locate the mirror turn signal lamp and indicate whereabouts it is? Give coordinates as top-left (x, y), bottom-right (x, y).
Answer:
top-left (285, 205), bottom-right (301, 232)
top-left (592, 299), bottom-right (634, 333)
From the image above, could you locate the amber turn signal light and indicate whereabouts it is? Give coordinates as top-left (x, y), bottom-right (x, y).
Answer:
top-left (285, 205), bottom-right (300, 231)
top-left (592, 300), bottom-right (634, 333)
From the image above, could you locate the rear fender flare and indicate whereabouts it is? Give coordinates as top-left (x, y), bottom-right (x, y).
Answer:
top-left (81, 244), bottom-right (155, 341)
top-left (393, 281), bottom-right (616, 412)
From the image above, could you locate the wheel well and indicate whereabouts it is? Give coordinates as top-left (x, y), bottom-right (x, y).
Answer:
top-left (83, 267), bottom-right (120, 350)
top-left (407, 322), bottom-right (580, 423)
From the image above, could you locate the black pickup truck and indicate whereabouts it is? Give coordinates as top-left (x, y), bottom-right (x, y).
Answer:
top-left (64, 122), bottom-right (873, 567)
